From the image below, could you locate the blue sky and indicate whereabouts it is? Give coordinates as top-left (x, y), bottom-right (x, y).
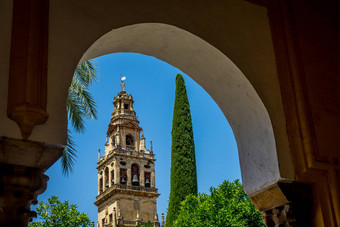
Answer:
top-left (36, 53), bottom-right (241, 222)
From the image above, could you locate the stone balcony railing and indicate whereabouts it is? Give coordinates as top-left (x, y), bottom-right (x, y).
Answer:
top-left (113, 147), bottom-right (155, 159)
top-left (118, 220), bottom-right (137, 226)
top-left (114, 184), bottom-right (158, 193)
top-left (98, 147), bottom-right (155, 165)
top-left (113, 147), bottom-right (155, 158)
top-left (112, 109), bottom-right (136, 117)
top-left (103, 220), bottom-right (160, 227)
top-left (119, 219), bottom-right (160, 227)
top-left (97, 184), bottom-right (158, 199)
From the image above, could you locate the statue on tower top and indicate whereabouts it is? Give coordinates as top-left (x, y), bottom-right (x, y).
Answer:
top-left (121, 75), bottom-right (126, 91)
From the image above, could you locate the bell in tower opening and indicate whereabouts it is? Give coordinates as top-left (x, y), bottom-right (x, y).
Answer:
top-left (95, 78), bottom-right (160, 227)
top-left (131, 164), bottom-right (140, 186)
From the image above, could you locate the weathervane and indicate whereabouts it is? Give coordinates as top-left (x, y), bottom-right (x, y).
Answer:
top-left (120, 74), bottom-right (126, 91)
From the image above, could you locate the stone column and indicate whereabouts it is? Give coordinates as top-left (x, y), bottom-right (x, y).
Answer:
top-left (134, 131), bottom-right (138, 151)
top-left (140, 169), bottom-right (145, 187)
top-left (0, 164), bottom-right (47, 226)
top-left (151, 171), bottom-right (155, 188)
top-left (103, 169), bottom-right (106, 192)
top-left (116, 166), bottom-right (120, 185)
top-left (3, 1), bottom-right (60, 224)
top-left (161, 213), bottom-right (165, 226)
top-left (109, 166), bottom-right (112, 187)
top-left (0, 137), bottom-right (63, 226)
top-left (104, 168), bottom-right (110, 192)
top-left (7, 0), bottom-right (49, 139)
top-left (127, 168), bottom-right (131, 186)
top-left (98, 173), bottom-right (101, 195)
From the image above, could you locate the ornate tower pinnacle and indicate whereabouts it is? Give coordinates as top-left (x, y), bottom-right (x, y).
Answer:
top-left (120, 75), bottom-right (126, 92)
top-left (95, 79), bottom-right (160, 227)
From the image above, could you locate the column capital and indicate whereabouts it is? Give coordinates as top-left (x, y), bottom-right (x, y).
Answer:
top-left (250, 181), bottom-right (313, 226)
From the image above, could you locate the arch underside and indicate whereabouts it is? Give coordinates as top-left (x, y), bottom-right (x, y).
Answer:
top-left (0, 0), bottom-right (294, 196)
top-left (79, 23), bottom-right (287, 195)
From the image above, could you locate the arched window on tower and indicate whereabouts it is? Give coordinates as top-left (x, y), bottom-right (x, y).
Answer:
top-left (120, 169), bottom-right (127, 185)
top-left (126, 134), bottom-right (134, 150)
top-left (99, 178), bottom-right (103, 193)
top-left (105, 168), bottom-right (109, 188)
top-left (111, 170), bottom-right (114, 185)
top-left (131, 164), bottom-right (140, 186)
top-left (144, 172), bottom-right (151, 187)
top-left (111, 136), bottom-right (115, 147)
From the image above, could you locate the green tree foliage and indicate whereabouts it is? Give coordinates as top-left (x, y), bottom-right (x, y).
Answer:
top-left (29, 196), bottom-right (91, 227)
top-left (174, 180), bottom-right (265, 227)
top-left (63, 60), bottom-right (98, 176)
top-left (166, 74), bottom-right (197, 226)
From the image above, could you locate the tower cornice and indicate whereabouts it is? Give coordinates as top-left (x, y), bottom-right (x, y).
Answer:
top-left (95, 184), bottom-right (160, 207)
top-left (97, 148), bottom-right (156, 169)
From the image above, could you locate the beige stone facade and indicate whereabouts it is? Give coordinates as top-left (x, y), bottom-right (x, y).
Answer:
top-left (95, 82), bottom-right (160, 227)
top-left (1, 1), bottom-right (340, 226)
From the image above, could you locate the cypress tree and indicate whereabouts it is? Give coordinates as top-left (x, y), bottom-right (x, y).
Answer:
top-left (166, 74), bottom-right (197, 226)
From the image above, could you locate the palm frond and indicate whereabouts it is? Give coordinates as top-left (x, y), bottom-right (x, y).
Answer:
top-left (79, 88), bottom-right (97, 119)
top-left (63, 60), bottom-right (98, 176)
top-left (69, 79), bottom-right (97, 120)
top-left (66, 87), bottom-right (86, 133)
top-left (73, 60), bottom-right (97, 89)
top-left (62, 130), bottom-right (77, 176)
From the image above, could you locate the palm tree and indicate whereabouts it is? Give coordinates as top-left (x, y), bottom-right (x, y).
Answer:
top-left (63, 60), bottom-right (98, 176)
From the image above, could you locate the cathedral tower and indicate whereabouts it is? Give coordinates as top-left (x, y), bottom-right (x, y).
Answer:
top-left (95, 80), bottom-right (160, 227)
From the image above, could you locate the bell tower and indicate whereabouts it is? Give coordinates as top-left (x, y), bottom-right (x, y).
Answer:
top-left (95, 79), bottom-right (160, 227)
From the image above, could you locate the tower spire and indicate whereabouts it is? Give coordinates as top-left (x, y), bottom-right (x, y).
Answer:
top-left (120, 75), bottom-right (126, 92)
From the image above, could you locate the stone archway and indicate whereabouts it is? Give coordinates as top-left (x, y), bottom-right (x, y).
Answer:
top-left (4, 0), bottom-right (339, 226)
top-left (2, 2), bottom-right (293, 225)
top-left (78, 23), bottom-right (293, 196)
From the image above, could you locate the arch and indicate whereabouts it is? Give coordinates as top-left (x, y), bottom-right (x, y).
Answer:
top-left (111, 169), bottom-right (115, 185)
top-left (104, 167), bottom-right (109, 188)
top-left (2, 1), bottom-right (338, 224)
top-left (126, 134), bottom-right (134, 147)
top-left (99, 177), bottom-right (103, 194)
top-left (144, 172), bottom-right (151, 188)
top-left (76, 23), bottom-right (293, 195)
top-left (131, 163), bottom-right (140, 186)
top-left (120, 168), bottom-right (127, 185)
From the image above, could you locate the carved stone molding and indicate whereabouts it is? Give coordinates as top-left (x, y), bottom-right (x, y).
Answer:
top-left (0, 164), bottom-right (49, 226)
top-left (8, 105), bottom-right (49, 140)
top-left (0, 137), bottom-right (64, 170)
top-left (7, 0), bottom-right (49, 139)
top-left (262, 203), bottom-right (296, 227)
top-left (0, 137), bottom-right (63, 226)
top-left (251, 181), bottom-right (313, 227)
